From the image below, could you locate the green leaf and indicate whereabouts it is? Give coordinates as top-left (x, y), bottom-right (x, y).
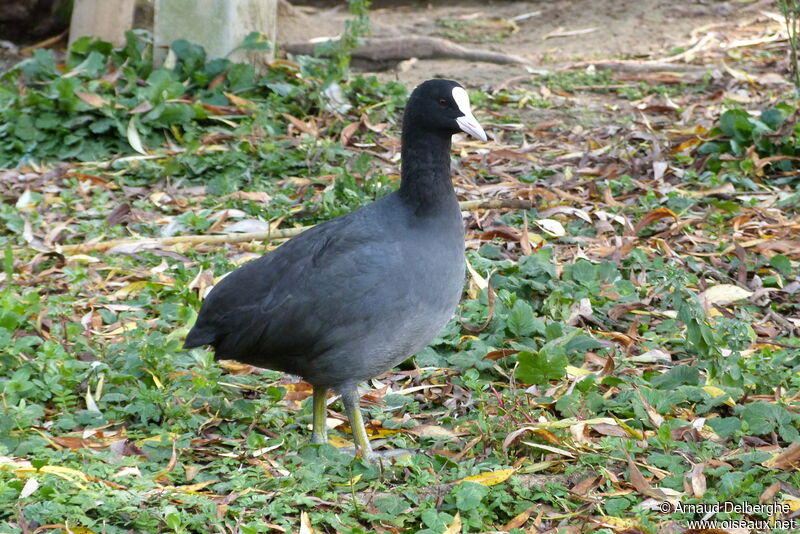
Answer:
top-left (719, 109), bottom-right (753, 142)
top-left (650, 365), bottom-right (699, 389)
top-left (34, 113), bottom-right (60, 130)
top-left (89, 118), bottom-right (114, 134)
top-left (706, 417), bottom-right (741, 439)
top-left (165, 512), bottom-right (182, 531)
top-left (604, 497), bottom-right (631, 516)
top-left (145, 70), bottom-right (186, 103)
top-left (69, 50), bottom-right (107, 78)
top-left (540, 325), bottom-right (582, 353)
top-left (507, 300), bottom-right (544, 337)
top-left (564, 334), bottom-right (602, 354)
top-left (374, 495), bottom-right (409, 515)
top-left (146, 102), bottom-right (196, 127)
top-left (69, 36), bottom-right (114, 58)
top-left (31, 458), bottom-right (48, 470)
top-left (516, 349), bottom-right (568, 385)
top-left (568, 259), bottom-right (596, 284)
top-left (697, 141), bottom-right (724, 155)
top-left (453, 481), bottom-right (489, 511)
top-left (739, 402), bottom-right (778, 435)
top-left (172, 39), bottom-right (207, 65)
top-left (778, 422), bottom-right (799, 442)
top-left (769, 254), bottom-right (791, 276)
top-left (53, 77), bottom-right (81, 113)
top-left (760, 107), bottom-right (787, 130)
top-left (14, 115), bottom-right (43, 141)
top-left (544, 322), bottom-right (563, 340)
top-left (239, 31), bottom-right (273, 52)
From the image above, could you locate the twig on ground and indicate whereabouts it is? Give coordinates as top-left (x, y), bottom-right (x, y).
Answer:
top-left (561, 60), bottom-right (713, 73)
top-left (283, 36), bottom-right (531, 67)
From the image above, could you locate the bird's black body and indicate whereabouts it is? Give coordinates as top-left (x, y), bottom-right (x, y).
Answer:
top-left (184, 191), bottom-right (464, 388)
top-left (184, 79), bottom-right (486, 457)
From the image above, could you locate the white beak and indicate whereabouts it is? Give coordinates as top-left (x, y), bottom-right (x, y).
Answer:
top-left (456, 113), bottom-right (487, 142)
top-left (452, 86), bottom-right (487, 142)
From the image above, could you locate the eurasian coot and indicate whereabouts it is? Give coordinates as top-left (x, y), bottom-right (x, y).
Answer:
top-left (184, 79), bottom-right (487, 459)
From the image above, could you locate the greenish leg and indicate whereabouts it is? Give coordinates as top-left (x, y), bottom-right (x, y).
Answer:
top-left (310, 386), bottom-right (328, 445)
top-left (340, 387), bottom-right (373, 459)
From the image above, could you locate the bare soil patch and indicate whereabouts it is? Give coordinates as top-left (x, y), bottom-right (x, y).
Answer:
top-left (279, 0), bottom-right (761, 87)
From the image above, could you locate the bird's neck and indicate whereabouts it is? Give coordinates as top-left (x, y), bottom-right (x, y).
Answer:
top-left (398, 132), bottom-right (457, 213)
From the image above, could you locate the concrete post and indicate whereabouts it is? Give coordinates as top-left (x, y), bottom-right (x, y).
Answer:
top-left (154, 0), bottom-right (277, 69)
top-left (69, 0), bottom-right (136, 48)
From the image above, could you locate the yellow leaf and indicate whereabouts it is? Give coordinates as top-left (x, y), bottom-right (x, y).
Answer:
top-left (15, 189), bottom-right (36, 211)
top-left (127, 117), bottom-right (147, 154)
top-left (702, 385), bottom-right (735, 407)
top-left (535, 218), bottom-right (566, 237)
top-left (369, 427), bottom-right (403, 438)
top-left (224, 91), bottom-right (257, 109)
top-left (408, 424), bottom-right (458, 438)
top-left (281, 381), bottom-right (312, 392)
top-left (566, 365), bottom-right (592, 377)
top-left (459, 468), bottom-right (515, 487)
top-left (101, 321), bottom-right (139, 337)
top-left (37, 465), bottom-right (89, 489)
top-left (700, 284), bottom-right (753, 310)
top-left (327, 435), bottom-right (353, 448)
top-left (465, 258), bottom-right (488, 300)
top-left (299, 510), bottom-right (322, 534)
top-left (333, 474), bottom-right (362, 487)
top-left (162, 480), bottom-right (219, 493)
top-left (520, 441), bottom-right (576, 458)
top-left (784, 495), bottom-right (800, 512)
top-left (611, 415), bottom-right (644, 440)
top-left (113, 281), bottom-right (150, 300)
top-left (443, 512), bottom-right (462, 534)
top-left (40, 465), bottom-right (89, 480)
top-left (602, 516), bottom-right (639, 528)
top-left (137, 432), bottom-right (180, 446)
top-left (65, 254), bottom-right (100, 264)
top-left (149, 191), bottom-right (170, 207)
top-left (142, 368), bottom-right (164, 389)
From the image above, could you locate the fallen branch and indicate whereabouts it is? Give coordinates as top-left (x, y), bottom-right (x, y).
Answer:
top-left (283, 36), bottom-right (531, 66)
top-left (561, 60), bottom-right (713, 73)
top-left (55, 227), bottom-right (306, 255)
top-left (54, 199), bottom-right (535, 255)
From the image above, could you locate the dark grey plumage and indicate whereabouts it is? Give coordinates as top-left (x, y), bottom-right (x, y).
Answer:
top-left (184, 79), bottom-right (487, 458)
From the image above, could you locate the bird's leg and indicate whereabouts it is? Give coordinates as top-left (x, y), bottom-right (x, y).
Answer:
top-left (310, 386), bottom-right (329, 445)
top-left (340, 386), bottom-right (374, 459)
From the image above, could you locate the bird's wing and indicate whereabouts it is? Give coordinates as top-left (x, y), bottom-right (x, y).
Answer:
top-left (185, 204), bottom-right (404, 365)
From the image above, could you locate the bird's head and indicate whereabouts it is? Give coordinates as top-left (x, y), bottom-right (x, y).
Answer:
top-left (404, 79), bottom-right (487, 142)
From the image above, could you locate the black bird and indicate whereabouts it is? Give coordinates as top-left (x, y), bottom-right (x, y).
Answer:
top-left (184, 79), bottom-right (487, 459)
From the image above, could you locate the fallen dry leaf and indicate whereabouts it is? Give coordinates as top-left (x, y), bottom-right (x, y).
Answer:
top-left (699, 284), bottom-right (753, 311)
top-left (458, 468), bottom-right (516, 487)
top-left (763, 442), bottom-right (800, 470)
top-left (633, 207), bottom-right (678, 235)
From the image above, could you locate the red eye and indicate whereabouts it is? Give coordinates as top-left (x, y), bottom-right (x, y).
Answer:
top-left (438, 98), bottom-right (448, 107)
